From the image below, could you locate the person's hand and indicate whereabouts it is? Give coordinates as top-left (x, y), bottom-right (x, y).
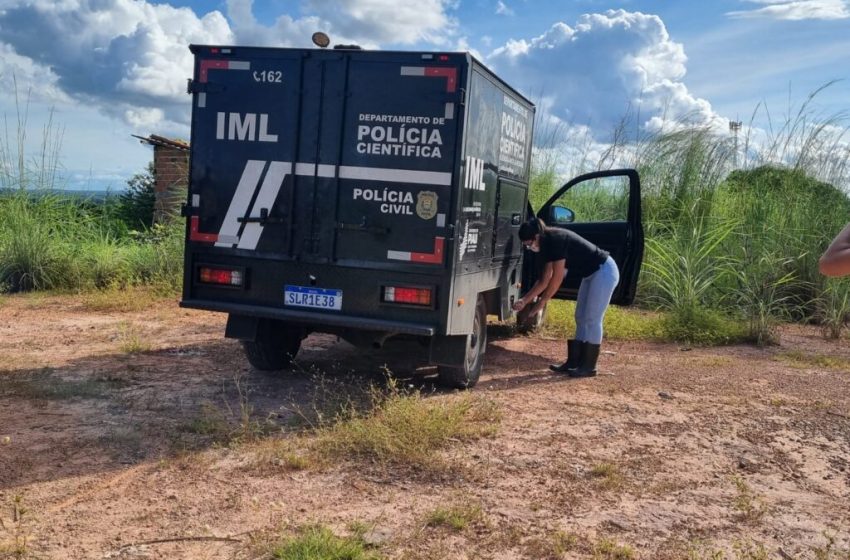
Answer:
top-left (528, 299), bottom-right (546, 318)
top-left (512, 297), bottom-right (527, 312)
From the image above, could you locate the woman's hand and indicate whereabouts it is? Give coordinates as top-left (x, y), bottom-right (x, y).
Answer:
top-left (528, 298), bottom-right (547, 318)
top-left (512, 297), bottom-right (527, 311)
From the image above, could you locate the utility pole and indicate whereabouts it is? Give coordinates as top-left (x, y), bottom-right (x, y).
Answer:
top-left (729, 120), bottom-right (742, 169)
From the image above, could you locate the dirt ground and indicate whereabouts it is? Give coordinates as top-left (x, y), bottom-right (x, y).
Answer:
top-left (1, 293), bottom-right (849, 559)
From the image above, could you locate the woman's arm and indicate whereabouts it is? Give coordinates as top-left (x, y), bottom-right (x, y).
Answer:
top-left (512, 261), bottom-right (553, 311)
top-left (526, 259), bottom-right (566, 317)
top-left (819, 222), bottom-right (850, 277)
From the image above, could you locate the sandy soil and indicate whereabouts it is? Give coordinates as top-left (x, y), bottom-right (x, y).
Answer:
top-left (0, 293), bottom-right (849, 559)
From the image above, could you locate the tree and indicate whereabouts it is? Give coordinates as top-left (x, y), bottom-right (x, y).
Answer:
top-left (118, 162), bottom-right (155, 229)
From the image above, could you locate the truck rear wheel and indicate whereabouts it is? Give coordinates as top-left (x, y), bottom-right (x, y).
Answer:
top-left (242, 320), bottom-right (303, 371)
top-left (438, 297), bottom-right (487, 389)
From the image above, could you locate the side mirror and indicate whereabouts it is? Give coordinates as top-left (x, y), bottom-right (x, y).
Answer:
top-left (548, 205), bottom-right (575, 224)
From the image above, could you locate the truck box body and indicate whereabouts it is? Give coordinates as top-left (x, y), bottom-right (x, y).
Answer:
top-left (181, 45), bottom-right (534, 367)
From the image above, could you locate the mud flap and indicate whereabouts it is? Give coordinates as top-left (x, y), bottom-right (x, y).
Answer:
top-left (225, 314), bottom-right (260, 341)
top-left (429, 334), bottom-right (468, 367)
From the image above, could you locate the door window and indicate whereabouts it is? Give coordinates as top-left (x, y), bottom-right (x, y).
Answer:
top-left (545, 175), bottom-right (629, 225)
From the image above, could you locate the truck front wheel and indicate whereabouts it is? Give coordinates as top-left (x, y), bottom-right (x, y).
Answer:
top-left (242, 319), bottom-right (303, 371)
top-left (438, 297), bottom-right (487, 389)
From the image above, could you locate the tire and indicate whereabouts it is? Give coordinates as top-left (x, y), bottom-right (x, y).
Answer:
top-left (242, 320), bottom-right (303, 371)
top-left (516, 299), bottom-right (547, 334)
top-left (438, 297), bottom-right (487, 389)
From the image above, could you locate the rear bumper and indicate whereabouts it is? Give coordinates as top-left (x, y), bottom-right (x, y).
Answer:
top-left (180, 299), bottom-right (437, 336)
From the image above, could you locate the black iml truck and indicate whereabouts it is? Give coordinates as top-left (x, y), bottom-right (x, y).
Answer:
top-left (180, 44), bottom-right (644, 388)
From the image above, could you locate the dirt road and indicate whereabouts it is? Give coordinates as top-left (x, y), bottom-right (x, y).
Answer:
top-left (1, 293), bottom-right (849, 559)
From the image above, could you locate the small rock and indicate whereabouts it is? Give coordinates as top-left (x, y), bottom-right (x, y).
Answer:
top-left (658, 392), bottom-right (674, 400)
top-left (738, 456), bottom-right (758, 471)
top-left (607, 518), bottom-right (631, 531)
top-left (362, 528), bottom-right (392, 547)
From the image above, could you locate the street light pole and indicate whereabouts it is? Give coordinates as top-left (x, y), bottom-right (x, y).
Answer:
top-left (729, 120), bottom-right (742, 169)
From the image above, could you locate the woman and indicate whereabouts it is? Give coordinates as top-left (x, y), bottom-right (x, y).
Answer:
top-left (512, 218), bottom-right (620, 377)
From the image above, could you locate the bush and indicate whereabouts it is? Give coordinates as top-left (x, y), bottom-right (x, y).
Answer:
top-left (117, 163), bottom-right (156, 230)
top-left (660, 305), bottom-right (746, 346)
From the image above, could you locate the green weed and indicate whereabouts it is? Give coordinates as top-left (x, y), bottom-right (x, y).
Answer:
top-left (731, 475), bottom-right (766, 523)
top-left (271, 525), bottom-right (381, 560)
top-left (424, 502), bottom-right (483, 532)
top-left (589, 462), bottom-right (625, 491)
top-left (593, 537), bottom-right (635, 560)
top-left (312, 381), bottom-right (500, 470)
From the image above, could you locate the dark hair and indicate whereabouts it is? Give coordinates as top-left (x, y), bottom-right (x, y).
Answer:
top-left (518, 218), bottom-right (546, 241)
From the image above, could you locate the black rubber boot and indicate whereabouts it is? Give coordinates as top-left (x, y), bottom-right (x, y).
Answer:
top-left (549, 339), bottom-right (582, 373)
top-left (569, 342), bottom-right (600, 378)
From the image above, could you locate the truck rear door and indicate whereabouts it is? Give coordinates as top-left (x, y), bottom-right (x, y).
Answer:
top-left (186, 46), bottom-right (461, 270)
top-left (534, 169), bottom-right (644, 305)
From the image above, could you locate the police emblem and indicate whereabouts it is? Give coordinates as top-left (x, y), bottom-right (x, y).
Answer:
top-left (416, 191), bottom-right (438, 220)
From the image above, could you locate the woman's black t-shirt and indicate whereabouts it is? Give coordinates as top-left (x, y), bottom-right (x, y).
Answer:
top-left (540, 228), bottom-right (610, 278)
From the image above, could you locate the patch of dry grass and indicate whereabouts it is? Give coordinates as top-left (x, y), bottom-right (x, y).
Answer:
top-left (778, 351), bottom-right (850, 371)
top-left (312, 382), bottom-right (501, 471)
top-left (423, 501), bottom-right (484, 532)
top-left (0, 495), bottom-right (32, 559)
top-left (80, 285), bottom-right (168, 313)
top-left (117, 322), bottom-right (153, 353)
top-left (589, 462), bottom-right (625, 491)
top-left (731, 475), bottom-right (767, 523)
top-left (0, 369), bottom-right (124, 401)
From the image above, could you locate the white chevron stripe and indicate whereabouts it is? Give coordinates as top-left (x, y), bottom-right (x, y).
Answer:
top-left (215, 160), bottom-right (266, 248)
top-left (237, 162), bottom-right (291, 250)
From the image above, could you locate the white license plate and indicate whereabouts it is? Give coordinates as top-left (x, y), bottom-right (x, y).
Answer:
top-left (284, 285), bottom-right (342, 311)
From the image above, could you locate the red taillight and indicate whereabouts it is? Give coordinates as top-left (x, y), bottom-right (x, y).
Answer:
top-left (438, 54), bottom-right (449, 61)
top-left (383, 286), bottom-right (432, 306)
top-left (199, 266), bottom-right (243, 287)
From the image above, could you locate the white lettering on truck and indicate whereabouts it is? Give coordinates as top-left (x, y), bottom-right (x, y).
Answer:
top-left (216, 112), bottom-right (278, 142)
top-left (355, 125), bottom-right (442, 159)
top-left (464, 156), bottom-right (486, 191)
top-left (352, 187), bottom-right (415, 215)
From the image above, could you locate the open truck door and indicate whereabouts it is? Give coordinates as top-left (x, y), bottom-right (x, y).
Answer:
top-left (524, 169), bottom-right (643, 305)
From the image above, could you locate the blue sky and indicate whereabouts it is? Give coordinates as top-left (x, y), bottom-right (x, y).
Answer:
top-left (0, 0), bottom-right (848, 190)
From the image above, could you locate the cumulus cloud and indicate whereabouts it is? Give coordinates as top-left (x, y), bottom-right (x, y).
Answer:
top-left (0, 0), bottom-right (461, 135)
top-left (0, 0), bottom-right (234, 135)
top-left (487, 9), bottom-right (725, 143)
top-left (305, 0), bottom-right (458, 46)
top-left (727, 0), bottom-right (850, 20)
top-left (225, 0), bottom-right (329, 48)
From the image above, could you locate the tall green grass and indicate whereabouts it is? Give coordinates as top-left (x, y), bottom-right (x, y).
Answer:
top-left (529, 85), bottom-right (850, 342)
top-left (0, 93), bottom-right (183, 295)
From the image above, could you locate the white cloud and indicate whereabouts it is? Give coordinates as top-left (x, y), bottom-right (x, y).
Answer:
top-left (0, 0), bottom-right (234, 135)
top-left (0, 44), bottom-right (72, 105)
top-left (226, 0), bottom-right (329, 48)
top-left (496, 1), bottom-right (515, 16)
top-left (0, 0), bottom-right (461, 138)
top-left (727, 0), bottom-right (850, 20)
top-left (306, 0), bottom-right (458, 46)
top-left (487, 10), bottom-right (726, 142)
